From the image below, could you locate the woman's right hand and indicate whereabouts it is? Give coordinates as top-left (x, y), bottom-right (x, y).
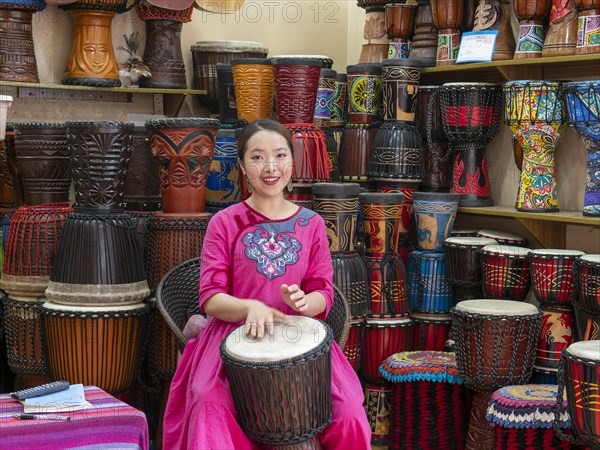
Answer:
top-left (245, 300), bottom-right (288, 339)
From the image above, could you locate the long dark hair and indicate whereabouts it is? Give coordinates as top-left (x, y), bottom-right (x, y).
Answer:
top-left (237, 119), bottom-right (294, 161)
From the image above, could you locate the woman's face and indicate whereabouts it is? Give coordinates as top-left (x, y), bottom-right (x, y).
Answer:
top-left (240, 130), bottom-right (293, 199)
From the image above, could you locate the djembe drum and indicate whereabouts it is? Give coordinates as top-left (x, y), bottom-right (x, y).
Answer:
top-left (385, 2), bottom-right (417, 59)
top-left (504, 81), bottom-right (566, 212)
top-left (430, 83), bottom-right (503, 207)
top-left (481, 244), bottom-right (532, 301)
top-left (564, 81), bottom-right (600, 216)
top-left (529, 249), bottom-right (585, 306)
top-left (416, 86), bottom-right (452, 192)
top-left (346, 317), bottom-right (365, 371)
top-left (406, 251), bottom-right (453, 313)
top-left (123, 126), bottom-right (161, 212)
top-left (3, 123), bottom-right (24, 208)
top-left (59, 0), bottom-right (130, 87)
top-left (543, 0), bottom-right (578, 56)
top-left (430, 0), bottom-right (464, 66)
top-left (145, 118), bottom-right (220, 214)
top-left (357, 0), bottom-right (395, 64)
top-left (513, 0), bottom-right (552, 58)
top-left (574, 254), bottom-right (600, 315)
top-left (135, 0), bottom-right (193, 89)
top-left (40, 302), bottom-right (150, 394)
top-left (220, 316), bottom-right (333, 449)
top-left (216, 64), bottom-right (237, 124)
top-left (338, 122), bottom-right (380, 182)
top-left (536, 305), bottom-right (576, 369)
top-left (381, 351), bottom-right (470, 449)
top-left (314, 68), bottom-right (337, 130)
top-left (0, 203), bottom-right (72, 300)
top-left (410, 312), bottom-right (452, 351)
top-left (477, 229), bottom-right (528, 247)
top-left (573, 303), bottom-right (600, 340)
top-left (231, 58), bottom-right (274, 123)
top-left (330, 252), bottom-right (372, 318)
top-left (555, 340), bottom-right (600, 447)
top-left (486, 384), bottom-right (577, 449)
top-left (451, 299), bottom-right (542, 450)
top-left (0, 0), bottom-right (45, 82)
top-left (13, 123), bottom-right (71, 206)
top-left (573, 0), bottom-right (600, 54)
top-left (443, 236), bottom-right (498, 300)
top-left (191, 40), bottom-right (269, 111)
top-left (272, 57), bottom-right (331, 186)
top-left (412, 192), bottom-right (459, 251)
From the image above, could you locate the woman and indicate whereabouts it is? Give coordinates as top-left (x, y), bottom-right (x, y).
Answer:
top-left (163, 119), bottom-right (371, 449)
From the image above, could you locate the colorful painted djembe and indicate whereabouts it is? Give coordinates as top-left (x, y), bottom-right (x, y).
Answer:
top-left (472, 0), bottom-right (515, 60)
top-left (231, 58), bottom-right (274, 123)
top-left (536, 305), bottom-right (576, 370)
top-left (504, 80), bottom-right (566, 212)
top-left (477, 229), bottom-right (529, 247)
top-left (443, 236), bottom-right (498, 300)
top-left (381, 351), bottom-right (469, 449)
top-left (543, 0), bottom-right (578, 56)
top-left (406, 251), bottom-right (453, 313)
top-left (481, 244), bottom-right (532, 301)
top-left (13, 123), bottom-right (71, 206)
top-left (59, 0), bottom-right (129, 87)
top-left (314, 68), bottom-right (337, 130)
top-left (385, 2), bottom-right (417, 59)
top-left (205, 124), bottom-right (242, 213)
top-left (357, 0), bottom-right (394, 64)
top-left (416, 86), bottom-right (452, 192)
top-left (573, 0), bottom-right (600, 54)
top-left (412, 192), bottom-right (459, 252)
top-left (2, 297), bottom-right (46, 376)
top-left (123, 126), bottom-right (161, 212)
top-left (135, 0), bottom-right (193, 89)
top-left (429, 0), bottom-right (464, 66)
top-left (513, 0), bottom-right (552, 58)
top-left (529, 249), bottom-right (585, 306)
top-left (271, 57), bottom-right (331, 184)
top-left (486, 384), bottom-right (576, 449)
top-left (347, 64), bottom-right (383, 125)
top-left (564, 81), bottom-right (600, 216)
top-left (432, 83), bottom-right (503, 207)
top-left (409, 312), bottom-right (452, 351)
top-left (451, 300), bottom-right (542, 450)
top-left (145, 118), bottom-right (220, 214)
top-left (409, 0), bottom-right (438, 67)
top-left (191, 40), bottom-right (269, 111)
top-left (221, 317), bottom-right (333, 449)
top-left (554, 340), bottom-right (600, 447)
top-left (331, 73), bottom-right (348, 129)
top-left (40, 301), bottom-right (150, 394)
top-left (0, 0), bottom-right (45, 82)
top-left (574, 254), bottom-right (600, 315)
top-left (0, 203), bottom-right (72, 300)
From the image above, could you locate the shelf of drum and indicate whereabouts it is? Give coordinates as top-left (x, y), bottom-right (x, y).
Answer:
top-left (419, 54), bottom-right (600, 83)
top-left (458, 205), bottom-right (600, 249)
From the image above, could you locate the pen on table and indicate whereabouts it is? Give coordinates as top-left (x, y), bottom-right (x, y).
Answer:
top-left (14, 414), bottom-right (71, 421)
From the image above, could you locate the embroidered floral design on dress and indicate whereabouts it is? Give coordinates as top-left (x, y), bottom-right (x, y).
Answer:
top-left (243, 228), bottom-right (302, 279)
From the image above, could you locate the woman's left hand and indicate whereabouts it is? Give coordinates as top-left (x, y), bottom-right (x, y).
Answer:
top-left (281, 284), bottom-right (308, 312)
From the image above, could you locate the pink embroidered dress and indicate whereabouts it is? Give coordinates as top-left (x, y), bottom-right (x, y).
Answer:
top-left (163, 202), bottom-right (371, 450)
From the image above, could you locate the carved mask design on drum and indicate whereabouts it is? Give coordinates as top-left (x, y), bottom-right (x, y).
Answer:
top-left (67, 13), bottom-right (117, 78)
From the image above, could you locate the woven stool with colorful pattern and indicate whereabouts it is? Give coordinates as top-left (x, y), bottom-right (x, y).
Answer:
top-left (380, 351), bottom-right (470, 449)
top-left (486, 384), bottom-right (578, 449)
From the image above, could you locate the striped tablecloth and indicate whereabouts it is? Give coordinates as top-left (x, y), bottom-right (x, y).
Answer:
top-left (0, 386), bottom-right (149, 450)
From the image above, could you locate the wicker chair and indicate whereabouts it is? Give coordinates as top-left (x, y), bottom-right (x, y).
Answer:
top-left (155, 257), bottom-right (350, 352)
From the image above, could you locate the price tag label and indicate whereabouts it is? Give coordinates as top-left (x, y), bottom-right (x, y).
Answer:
top-left (456, 31), bottom-right (498, 63)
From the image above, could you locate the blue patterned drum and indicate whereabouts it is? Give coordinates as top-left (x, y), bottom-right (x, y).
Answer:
top-left (313, 68), bottom-right (337, 129)
top-left (205, 125), bottom-right (241, 212)
top-left (564, 81), bottom-right (600, 216)
top-left (412, 192), bottom-right (459, 251)
top-left (407, 251), bottom-right (453, 313)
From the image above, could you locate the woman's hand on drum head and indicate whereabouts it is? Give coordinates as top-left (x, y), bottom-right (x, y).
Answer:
top-left (244, 300), bottom-right (288, 339)
top-left (281, 284), bottom-right (307, 312)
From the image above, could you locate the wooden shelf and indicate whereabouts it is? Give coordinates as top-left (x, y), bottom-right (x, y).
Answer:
top-left (458, 206), bottom-right (600, 249)
top-left (420, 54), bottom-right (600, 83)
top-left (0, 80), bottom-right (206, 96)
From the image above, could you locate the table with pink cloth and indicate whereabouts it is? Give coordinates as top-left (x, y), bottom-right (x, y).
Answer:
top-left (0, 385), bottom-right (149, 449)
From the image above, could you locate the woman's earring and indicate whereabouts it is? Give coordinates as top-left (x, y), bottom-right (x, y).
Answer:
top-left (247, 177), bottom-right (253, 193)
top-left (286, 180), bottom-right (293, 193)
